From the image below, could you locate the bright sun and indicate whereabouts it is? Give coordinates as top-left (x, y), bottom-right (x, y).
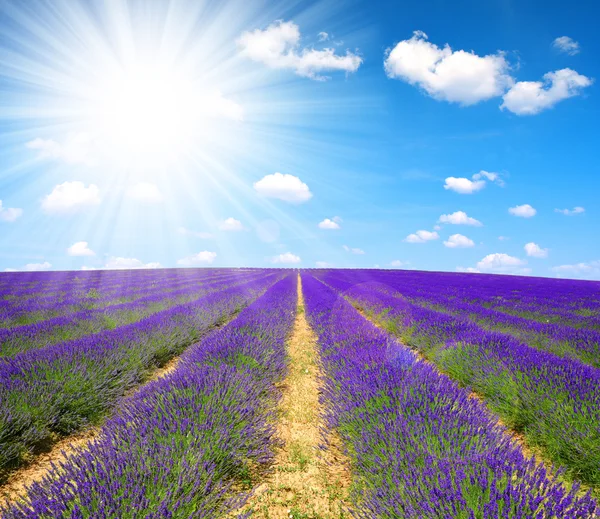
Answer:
top-left (91, 65), bottom-right (197, 163)
top-left (87, 63), bottom-right (243, 167)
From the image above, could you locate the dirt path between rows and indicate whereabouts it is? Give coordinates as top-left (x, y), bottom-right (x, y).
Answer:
top-left (238, 274), bottom-right (351, 518)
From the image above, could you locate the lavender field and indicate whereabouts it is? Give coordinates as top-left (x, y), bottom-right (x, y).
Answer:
top-left (1, 268), bottom-right (599, 518)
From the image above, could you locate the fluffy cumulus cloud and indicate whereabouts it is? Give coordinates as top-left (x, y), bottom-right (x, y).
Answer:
top-left (67, 241), bottom-right (95, 256)
top-left (253, 173), bottom-right (312, 203)
top-left (553, 36), bottom-right (580, 56)
top-left (218, 218), bottom-right (244, 231)
top-left (343, 245), bottom-right (365, 254)
top-left (476, 253), bottom-right (530, 274)
top-left (501, 69), bottom-right (592, 115)
top-left (315, 261), bottom-right (332, 268)
top-left (509, 204), bottom-right (536, 218)
top-left (438, 211), bottom-right (482, 226)
top-left (318, 216), bottom-right (342, 230)
top-left (177, 251), bottom-right (217, 266)
top-left (404, 230), bottom-right (439, 243)
top-left (551, 260), bottom-right (600, 279)
top-left (238, 21), bottom-right (362, 81)
top-left (443, 177), bottom-right (485, 194)
top-left (177, 227), bottom-right (213, 239)
top-left (0, 200), bottom-right (23, 222)
top-left (272, 252), bottom-right (301, 264)
top-left (456, 266), bottom-right (480, 273)
top-left (444, 170), bottom-right (504, 194)
top-left (555, 206), bottom-right (585, 216)
top-left (126, 182), bottom-right (164, 203)
top-left (390, 260), bottom-right (406, 267)
top-left (444, 234), bottom-right (475, 248)
top-left (524, 242), bottom-right (548, 258)
top-left (384, 31), bottom-right (513, 105)
top-left (104, 257), bottom-right (161, 269)
top-left (26, 133), bottom-right (93, 164)
top-left (42, 181), bottom-right (101, 214)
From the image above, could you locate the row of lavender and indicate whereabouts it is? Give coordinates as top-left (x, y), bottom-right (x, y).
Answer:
top-left (0, 270), bottom-right (269, 357)
top-left (313, 270), bottom-right (600, 490)
top-left (301, 273), bottom-right (597, 517)
top-left (0, 269), bottom-right (250, 327)
top-left (317, 269), bottom-right (600, 368)
top-left (2, 274), bottom-right (297, 518)
top-left (0, 271), bottom-right (281, 482)
top-left (354, 270), bottom-right (600, 330)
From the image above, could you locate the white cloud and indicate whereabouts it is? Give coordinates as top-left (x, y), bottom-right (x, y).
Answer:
top-left (67, 241), bottom-right (95, 257)
top-left (456, 266), bottom-right (480, 273)
top-left (476, 253), bottom-right (529, 274)
top-left (272, 252), bottom-right (301, 264)
top-left (501, 69), bottom-right (592, 115)
top-left (438, 211), bottom-right (482, 226)
top-left (177, 227), bottom-right (213, 238)
top-left (524, 242), bottom-right (549, 258)
top-left (126, 182), bottom-right (163, 203)
top-left (551, 261), bottom-right (600, 279)
top-left (80, 266), bottom-right (96, 271)
top-left (104, 257), bottom-right (161, 269)
top-left (198, 90), bottom-right (244, 122)
top-left (238, 21), bottom-right (362, 81)
top-left (444, 234), bottom-right (475, 248)
top-left (218, 218), bottom-right (244, 231)
top-left (26, 133), bottom-right (93, 164)
top-left (552, 36), bottom-right (580, 56)
top-left (384, 30), bottom-right (513, 105)
top-left (41, 181), bottom-right (101, 214)
top-left (0, 200), bottom-right (23, 222)
top-left (444, 177), bottom-right (485, 194)
top-left (253, 172), bottom-right (312, 203)
top-left (315, 261), bottom-right (332, 268)
top-left (318, 31), bottom-right (329, 42)
top-left (177, 251), bottom-right (217, 266)
top-left (444, 170), bottom-right (504, 194)
top-left (4, 261), bottom-right (50, 273)
top-left (318, 216), bottom-right (342, 230)
top-left (498, 236), bottom-right (509, 241)
top-left (18, 262), bottom-right (52, 272)
top-left (343, 244), bottom-right (365, 254)
top-left (404, 230), bottom-right (439, 243)
top-left (555, 206), bottom-right (584, 216)
top-left (390, 260), bottom-right (406, 267)
top-left (508, 204), bottom-right (536, 218)
top-left (472, 170), bottom-right (501, 183)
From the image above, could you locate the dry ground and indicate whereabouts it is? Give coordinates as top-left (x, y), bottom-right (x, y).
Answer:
top-left (238, 274), bottom-right (351, 519)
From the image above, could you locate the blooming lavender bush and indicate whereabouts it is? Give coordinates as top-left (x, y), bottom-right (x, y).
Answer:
top-left (0, 270), bottom-right (267, 357)
top-left (313, 270), bottom-right (600, 490)
top-left (0, 272), bottom-right (281, 481)
top-left (1, 274), bottom-right (297, 518)
top-left (301, 273), bottom-right (598, 517)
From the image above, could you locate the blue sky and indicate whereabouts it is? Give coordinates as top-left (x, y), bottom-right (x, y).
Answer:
top-left (0, 0), bottom-right (599, 278)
